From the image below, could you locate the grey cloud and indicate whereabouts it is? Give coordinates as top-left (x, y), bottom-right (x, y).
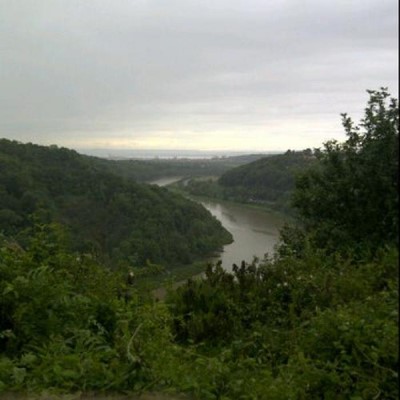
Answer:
top-left (0, 0), bottom-right (398, 149)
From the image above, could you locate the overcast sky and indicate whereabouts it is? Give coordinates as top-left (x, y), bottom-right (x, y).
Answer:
top-left (0, 0), bottom-right (398, 152)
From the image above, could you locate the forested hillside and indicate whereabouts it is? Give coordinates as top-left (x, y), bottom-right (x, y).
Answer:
top-left (219, 149), bottom-right (315, 201)
top-left (0, 140), bottom-right (232, 268)
top-left (180, 150), bottom-right (315, 212)
top-left (0, 89), bottom-right (398, 399)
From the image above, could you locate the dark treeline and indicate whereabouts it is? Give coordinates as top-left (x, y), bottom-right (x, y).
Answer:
top-left (0, 140), bottom-right (232, 268)
top-left (219, 148), bottom-right (315, 201)
top-left (178, 150), bottom-right (315, 213)
top-left (0, 89), bottom-right (398, 399)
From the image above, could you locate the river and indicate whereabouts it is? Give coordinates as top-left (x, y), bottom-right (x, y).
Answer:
top-left (150, 177), bottom-right (285, 271)
top-left (149, 176), bottom-right (185, 187)
top-left (200, 199), bottom-right (284, 271)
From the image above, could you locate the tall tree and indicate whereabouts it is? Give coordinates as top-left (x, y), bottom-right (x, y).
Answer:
top-left (292, 88), bottom-right (398, 254)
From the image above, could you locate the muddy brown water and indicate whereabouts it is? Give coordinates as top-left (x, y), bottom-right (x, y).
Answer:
top-left (151, 177), bottom-right (285, 272)
top-left (200, 199), bottom-right (284, 271)
top-left (152, 199), bottom-right (285, 299)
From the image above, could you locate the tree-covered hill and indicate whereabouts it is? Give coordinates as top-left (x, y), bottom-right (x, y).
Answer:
top-left (180, 149), bottom-right (315, 212)
top-left (218, 149), bottom-right (316, 204)
top-left (0, 139), bottom-right (232, 268)
top-left (0, 89), bottom-right (397, 399)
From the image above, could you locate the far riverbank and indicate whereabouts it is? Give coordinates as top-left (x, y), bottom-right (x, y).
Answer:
top-left (150, 177), bottom-right (287, 273)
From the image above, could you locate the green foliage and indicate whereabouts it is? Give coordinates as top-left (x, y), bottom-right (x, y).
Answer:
top-left (0, 139), bottom-right (232, 268)
top-left (179, 150), bottom-right (315, 213)
top-left (167, 247), bottom-right (398, 399)
top-left (219, 149), bottom-right (315, 209)
top-left (0, 224), bottom-right (177, 393)
top-left (0, 89), bottom-right (398, 399)
top-left (1, 225), bottom-right (116, 355)
top-left (181, 178), bottom-right (226, 201)
top-left (292, 88), bottom-right (398, 254)
top-left (164, 89), bottom-right (399, 399)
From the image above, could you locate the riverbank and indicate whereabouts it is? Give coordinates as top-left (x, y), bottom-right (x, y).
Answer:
top-left (135, 257), bottom-right (220, 299)
top-left (167, 180), bottom-right (293, 221)
top-left (143, 176), bottom-right (288, 296)
top-left (190, 193), bottom-right (291, 221)
top-left (148, 174), bottom-right (291, 221)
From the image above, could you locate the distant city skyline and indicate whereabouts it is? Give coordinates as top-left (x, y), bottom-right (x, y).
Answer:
top-left (0, 0), bottom-right (398, 151)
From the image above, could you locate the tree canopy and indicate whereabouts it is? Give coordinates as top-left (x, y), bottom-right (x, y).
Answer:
top-left (0, 139), bottom-right (232, 268)
top-left (292, 88), bottom-right (398, 254)
top-left (0, 89), bottom-right (398, 399)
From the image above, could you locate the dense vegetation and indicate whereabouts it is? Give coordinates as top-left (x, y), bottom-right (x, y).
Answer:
top-left (0, 140), bottom-right (232, 268)
top-left (292, 91), bottom-right (398, 254)
top-left (166, 89), bottom-right (399, 398)
top-left (178, 150), bottom-right (315, 213)
top-left (167, 249), bottom-right (398, 399)
top-left (219, 149), bottom-right (315, 202)
top-left (0, 89), bottom-right (398, 399)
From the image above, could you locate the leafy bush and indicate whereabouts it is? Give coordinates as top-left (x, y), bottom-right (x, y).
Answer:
top-left (292, 88), bottom-right (398, 254)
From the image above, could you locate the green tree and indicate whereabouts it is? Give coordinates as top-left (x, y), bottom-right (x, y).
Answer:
top-left (292, 88), bottom-right (398, 254)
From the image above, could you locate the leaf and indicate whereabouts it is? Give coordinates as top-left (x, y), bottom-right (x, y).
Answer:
top-left (12, 367), bottom-right (26, 385)
top-left (2, 284), bottom-right (14, 296)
